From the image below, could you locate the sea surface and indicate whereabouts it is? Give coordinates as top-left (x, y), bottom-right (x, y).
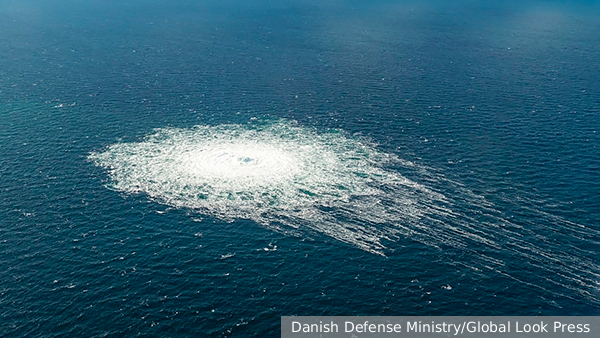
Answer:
top-left (1, 0), bottom-right (599, 336)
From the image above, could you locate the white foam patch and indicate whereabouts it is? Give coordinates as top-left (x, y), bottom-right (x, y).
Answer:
top-left (90, 119), bottom-right (600, 305)
top-left (89, 119), bottom-right (449, 255)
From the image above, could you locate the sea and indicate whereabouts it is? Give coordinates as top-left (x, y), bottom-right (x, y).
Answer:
top-left (1, 0), bottom-right (599, 336)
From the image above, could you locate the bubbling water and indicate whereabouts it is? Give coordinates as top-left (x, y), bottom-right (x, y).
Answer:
top-left (89, 119), bottom-right (448, 254)
top-left (89, 119), bottom-right (600, 304)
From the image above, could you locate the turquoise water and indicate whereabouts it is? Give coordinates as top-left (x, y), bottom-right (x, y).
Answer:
top-left (1, 0), bottom-right (599, 336)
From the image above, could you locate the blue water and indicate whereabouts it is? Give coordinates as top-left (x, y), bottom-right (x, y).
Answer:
top-left (1, 0), bottom-right (599, 336)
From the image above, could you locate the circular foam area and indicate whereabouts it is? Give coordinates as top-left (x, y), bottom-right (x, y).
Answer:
top-left (89, 119), bottom-right (446, 254)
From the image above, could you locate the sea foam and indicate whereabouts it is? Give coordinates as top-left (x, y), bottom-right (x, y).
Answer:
top-left (89, 119), bottom-right (599, 304)
top-left (89, 119), bottom-right (447, 254)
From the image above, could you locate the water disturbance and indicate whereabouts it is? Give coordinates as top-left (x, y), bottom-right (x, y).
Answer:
top-left (89, 119), bottom-right (448, 255)
top-left (90, 119), bottom-right (599, 307)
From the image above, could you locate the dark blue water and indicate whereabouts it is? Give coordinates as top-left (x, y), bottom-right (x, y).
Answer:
top-left (1, 0), bottom-right (599, 336)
